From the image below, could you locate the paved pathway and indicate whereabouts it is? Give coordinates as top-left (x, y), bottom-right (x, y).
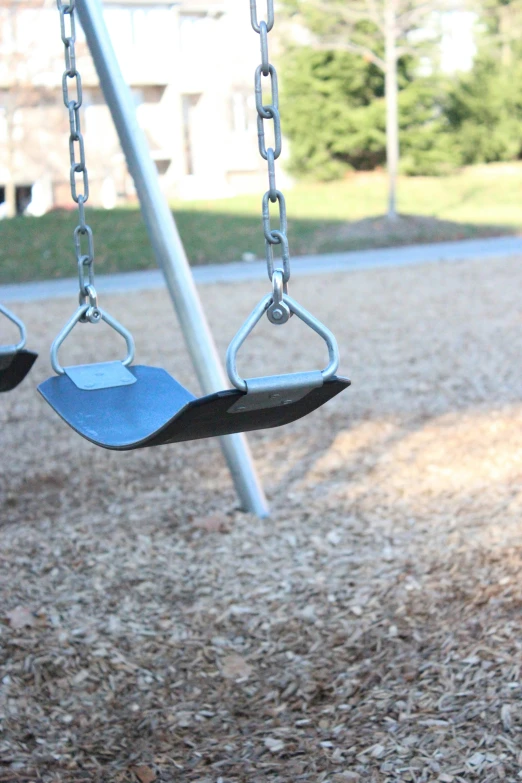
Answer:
top-left (1, 235), bottom-right (521, 303)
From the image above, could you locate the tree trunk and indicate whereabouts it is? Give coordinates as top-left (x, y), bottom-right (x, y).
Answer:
top-left (5, 89), bottom-right (17, 218)
top-left (4, 181), bottom-right (16, 218)
top-left (384, 0), bottom-right (399, 220)
top-left (499, 5), bottom-right (512, 67)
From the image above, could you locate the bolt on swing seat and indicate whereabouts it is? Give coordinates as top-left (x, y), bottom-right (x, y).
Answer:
top-left (38, 290), bottom-right (350, 450)
top-left (0, 304), bottom-right (38, 393)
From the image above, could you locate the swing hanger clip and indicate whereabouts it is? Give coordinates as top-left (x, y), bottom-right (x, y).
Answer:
top-left (50, 304), bottom-right (135, 376)
top-left (78, 283), bottom-right (101, 324)
top-left (226, 292), bottom-right (339, 393)
top-left (267, 269), bottom-right (290, 324)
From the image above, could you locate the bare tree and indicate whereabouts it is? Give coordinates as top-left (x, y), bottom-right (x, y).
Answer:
top-left (0, 1), bottom-right (94, 217)
top-left (0, 1), bottom-right (60, 216)
top-left (285, 0), bottom-right (447, 219)
top-left (490, 0), bottom-right (522, 65)
top-left (1, 0), bottom-right (135, 217)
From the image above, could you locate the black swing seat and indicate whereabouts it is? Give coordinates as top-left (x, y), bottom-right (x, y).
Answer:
top-left (0, 303), bottom-right (37, 392)
top-left (38, 364), bottom-right (350, 449)
top-left (0, 350), bottom-right (38, 392)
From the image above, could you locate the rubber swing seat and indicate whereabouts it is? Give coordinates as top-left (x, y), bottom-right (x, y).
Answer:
top-left (0, 350), bottom-right (38, 392)
top-left (38, 365), bottom-right (350, 449)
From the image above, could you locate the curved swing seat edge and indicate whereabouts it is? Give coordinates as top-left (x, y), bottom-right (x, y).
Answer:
top-left (38, 364), bottom-right (350, 450)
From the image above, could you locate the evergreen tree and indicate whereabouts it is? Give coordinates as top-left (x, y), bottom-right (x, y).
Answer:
top-left (281, 48), bottom-right (456, 180)
top-left (281, 0), bottom-right (447, 216)
top-left (444, 1), bottom-right (522, 165)
top-left (281, 49), bottom-right (386, 180)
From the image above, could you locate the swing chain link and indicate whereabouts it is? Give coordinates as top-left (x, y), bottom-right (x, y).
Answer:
top-left (57, 0), bottom-right (100, 324)
top-left (250, 0), bottom-right (291, 300)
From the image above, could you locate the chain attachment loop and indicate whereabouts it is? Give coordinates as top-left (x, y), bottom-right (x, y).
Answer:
top-left (265, 231), bottom-right (290, 284)
top-left (62, 70), bottom-right (82, 109)
top-left (267, 270), bottom-right (291, 324)
top-left (259, 21), bottom-right (270, 75)
top-left (266, 148), bottom-right (277, 202)
top-left (262, 190), bottom-right (287, 244)
top-left (250, 0), bottom-right (274, 33)
top-left (257, 106), bottom-right (281, 160)
top-left (255, 64), bottom-right (278, 119)
top-left (78, 284), bottom-right (101, 324)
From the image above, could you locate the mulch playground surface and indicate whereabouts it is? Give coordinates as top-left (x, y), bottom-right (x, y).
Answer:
top-left (1, 257), bottom-right (522, 782)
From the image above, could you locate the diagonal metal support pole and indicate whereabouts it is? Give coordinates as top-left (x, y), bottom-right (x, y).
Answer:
top-left (77, 0), bottom-right (269, 517)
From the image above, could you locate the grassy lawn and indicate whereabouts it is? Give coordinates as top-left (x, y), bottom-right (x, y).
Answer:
top-left (0, 162), bottom-right (520, 285)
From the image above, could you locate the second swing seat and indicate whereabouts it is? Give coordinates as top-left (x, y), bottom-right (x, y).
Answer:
top-left (0, 304), bottom-right (38, 392)
top-left (0, 350), bottom-right (38, 393)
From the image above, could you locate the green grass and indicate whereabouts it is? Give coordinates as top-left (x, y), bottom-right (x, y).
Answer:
top-left (0, 162), bottom-right (520, 285)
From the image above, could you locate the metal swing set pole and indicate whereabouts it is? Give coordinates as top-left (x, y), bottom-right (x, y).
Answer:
top-left (76, 0), bottom-right (269, 518)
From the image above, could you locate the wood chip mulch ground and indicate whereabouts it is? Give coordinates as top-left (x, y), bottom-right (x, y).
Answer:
top-left (1, 256), bottom-right (522, 782)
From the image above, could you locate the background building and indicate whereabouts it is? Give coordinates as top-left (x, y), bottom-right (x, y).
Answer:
top-left (0, 0), bottom-right (283, 216)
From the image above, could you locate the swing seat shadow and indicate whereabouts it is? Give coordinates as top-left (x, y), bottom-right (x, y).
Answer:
top-left (38, 365), bottom-right (350, 449)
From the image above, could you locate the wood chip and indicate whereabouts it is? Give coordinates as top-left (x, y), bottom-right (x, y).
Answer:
top-left (5, 606), bottom-right (36, 629)
top-left (220, 653), bottom-right (252, 680)
top-left (131, 765), bottom-right (156, 783)
top-left (264, 737), bottom-right (285, 753)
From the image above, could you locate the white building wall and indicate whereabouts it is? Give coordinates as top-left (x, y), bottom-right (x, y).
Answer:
top-left (0, 0), bottom-right (289, 210)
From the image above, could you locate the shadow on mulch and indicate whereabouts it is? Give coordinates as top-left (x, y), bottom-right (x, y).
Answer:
top-left (327, 213), bottom-right (515, 250)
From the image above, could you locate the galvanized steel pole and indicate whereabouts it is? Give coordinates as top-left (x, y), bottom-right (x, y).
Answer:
top-left (77, 0), bottom-right (269, 517)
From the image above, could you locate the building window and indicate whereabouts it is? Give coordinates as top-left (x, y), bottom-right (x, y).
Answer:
top-left (182, 94), bottom-right (201, 176)
top-left (230, 92), bottom-right (256, 133)
top-left (155, 159), bottom-right (171, 176)
top-left (0, 184), bottom-right (33, 216)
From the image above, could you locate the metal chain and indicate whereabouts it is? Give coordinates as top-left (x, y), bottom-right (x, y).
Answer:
top-left (57, 0), bottom-right (100, 324)
top-left (250, 0), bottom-right (291, 324)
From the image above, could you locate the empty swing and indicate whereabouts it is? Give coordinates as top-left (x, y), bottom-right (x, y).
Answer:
top-left (0, 304), bottom-right (37, 392)
top-left (38, 0), bottom-right (350, 449)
